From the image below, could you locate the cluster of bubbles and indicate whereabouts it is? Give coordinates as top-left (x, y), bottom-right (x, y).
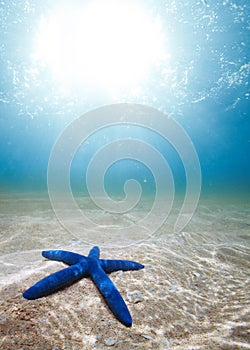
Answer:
top-left (0, 0), bottom-right (248, 118)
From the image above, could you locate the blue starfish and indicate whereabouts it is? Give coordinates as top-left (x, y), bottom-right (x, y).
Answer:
top-left (23, 246), bottom-right (144, 327)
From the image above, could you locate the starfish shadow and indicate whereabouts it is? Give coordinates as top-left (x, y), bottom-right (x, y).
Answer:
top-left (23, 246), bottom-right (144, 327)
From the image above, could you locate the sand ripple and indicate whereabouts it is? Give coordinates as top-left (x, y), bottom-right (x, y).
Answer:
top-left (0, 195), bottom-right (249, 349)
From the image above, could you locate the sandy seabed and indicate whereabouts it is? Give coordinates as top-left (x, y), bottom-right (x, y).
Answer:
top-left (0, 193), bottom-right (249, 349)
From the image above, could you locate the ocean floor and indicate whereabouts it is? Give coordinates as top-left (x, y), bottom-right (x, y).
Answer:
top-left (0, 192), bottom-right (249, 349)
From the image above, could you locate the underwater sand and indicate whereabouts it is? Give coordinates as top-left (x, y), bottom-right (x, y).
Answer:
top-left (0, 193), bottom-right (249, 349)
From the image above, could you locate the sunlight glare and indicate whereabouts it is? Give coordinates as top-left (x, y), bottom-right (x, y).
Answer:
top-left (34, 0), bottom-right (165, 94)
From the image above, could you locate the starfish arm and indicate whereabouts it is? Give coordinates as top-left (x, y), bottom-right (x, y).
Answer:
top-left (42, 250), bottom-right (85, 265)
top-left (88, 260), bottom-right (132, 327)
top-left (23, 260), bottom-right (88, 300)
top-left (88, 246), bottom-right (100, 259)
top-left (100, 259), bottom-right (144, 273)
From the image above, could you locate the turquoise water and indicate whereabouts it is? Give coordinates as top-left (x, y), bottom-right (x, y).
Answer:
top-left (0, 0), bottom-right (249, 196)
top-left (0, 1), bottom-right (249, 349)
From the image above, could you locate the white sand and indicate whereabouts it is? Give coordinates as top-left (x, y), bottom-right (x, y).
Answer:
top-left (0, 193), bottom-right (249, 349)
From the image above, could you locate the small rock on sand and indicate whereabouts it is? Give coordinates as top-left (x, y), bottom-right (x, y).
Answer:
top-left (104, 338), bottom-right (116, 346)
top-left (126, 290), bottom-right (143, 303)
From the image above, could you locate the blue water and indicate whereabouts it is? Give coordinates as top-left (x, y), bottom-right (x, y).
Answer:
top-left (0, 0), bottom-right (249, 198)
top-left (1, 3), bottom-right (250, 349)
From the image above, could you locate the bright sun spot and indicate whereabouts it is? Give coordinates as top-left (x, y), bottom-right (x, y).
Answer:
top-left (34, 0), bottom-right (166, 94)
